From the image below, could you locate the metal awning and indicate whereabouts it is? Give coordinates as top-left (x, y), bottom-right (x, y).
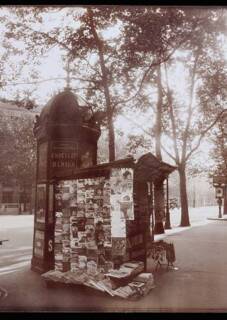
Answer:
top-left (134, 153), bottom-right (176, 183)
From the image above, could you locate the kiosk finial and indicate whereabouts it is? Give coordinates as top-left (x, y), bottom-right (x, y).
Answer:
top-left (65, 57), bottom-right (71, 90)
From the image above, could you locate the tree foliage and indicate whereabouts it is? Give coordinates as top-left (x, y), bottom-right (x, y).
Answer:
top-left (0, 112), bottom-right (36, 189)
top-left (3, 6), bottom-right (135, 161)
top-left (0, 6), bottom-right (227, 223)
top-left (115, 7), bottom-right (227, 226)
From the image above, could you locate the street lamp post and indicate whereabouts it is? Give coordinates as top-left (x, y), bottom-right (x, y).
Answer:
top-left (212, 110), bottom-right (227, 218)
top-left (217, 198), bottom-right (222, 219)
top-left (213, 180), bottom-right (225, 219)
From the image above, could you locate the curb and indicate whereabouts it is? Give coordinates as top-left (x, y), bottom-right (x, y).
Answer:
top-left (207, 218), bottom-right (227, 221)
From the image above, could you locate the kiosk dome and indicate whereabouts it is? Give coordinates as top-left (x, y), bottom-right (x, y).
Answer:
top-left (39, 88), bottom-right (81, 124)
top-left (34, 88), bottom-right (101, 142)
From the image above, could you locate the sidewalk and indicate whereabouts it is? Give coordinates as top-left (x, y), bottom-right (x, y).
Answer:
top-left (155, 205), bottom-right (223, 241)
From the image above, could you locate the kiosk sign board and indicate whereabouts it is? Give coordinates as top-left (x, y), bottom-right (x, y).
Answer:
top-left (213, 176), bottom-right (226, 199)
top-left (49, 141), bottom-right (79, 178)
top-left (215, 187), bottom-right (224, 198)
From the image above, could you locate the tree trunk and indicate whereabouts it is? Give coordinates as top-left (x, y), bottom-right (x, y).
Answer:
top-left (153, 64), bottom-right (165, 234)
top-left (18, 203), bottom-right (21, 215)
top-left (178, 166), bottom-right (190, 227)
top-left (108, 113), bottom-right (115, 162)
top-left (155, 64), bottom-right (162, 161)
top-left (87, 8), bottom-right (115, 161)
top-left (154, 181), bottom-right (165, 234)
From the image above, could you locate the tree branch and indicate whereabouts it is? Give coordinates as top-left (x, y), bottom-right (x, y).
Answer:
top-left (160, 142), bottom-right (177, 162)
top-left (120, 114), bottom-right (153, 137)
top-left (112, 51), bottom-right (175, 110)
top-left (112, 31), bottom-right (195, 111)
top-left (13, 21), bottom-right (73, 54)
top-left (80, 55), bottom-right (103, 78)
top-left (164, 62), bottom-right (180, 165)
top-left (2, 76), bottom-right (105, 88)
top-left (2, 77), bottom-right (66, 86)
top-left (185, 109), bottom-right (227, 161)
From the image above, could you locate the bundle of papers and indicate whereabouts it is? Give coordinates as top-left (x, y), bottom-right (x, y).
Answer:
top-left (121, 261), bottom-right (144, 276)
top-left (113, 285), bottom-right (135, 299)
top-left (134, 272), bottom-right (154, 283)
top-left (132, 273), bottom-right (155, 296)
top-left (41, 270), bottom-right (63, 282)
top-left (42, 268), bottom-right (156, 300)
top-left (105, 261), bottom-right (144, 280)
top-left (42, 270), bottom-right (89, 285)
top-left (85, 279), bottom-right (115, 297)
top-left (105, 269), bottom-right (130, 279)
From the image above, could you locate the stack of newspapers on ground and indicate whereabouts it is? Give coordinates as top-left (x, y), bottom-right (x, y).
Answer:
top-left (42, 260), bottom-right (155, 300)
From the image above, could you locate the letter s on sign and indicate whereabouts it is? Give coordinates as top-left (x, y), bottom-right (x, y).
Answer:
top-left (48, 239), bottom-right (53, 252)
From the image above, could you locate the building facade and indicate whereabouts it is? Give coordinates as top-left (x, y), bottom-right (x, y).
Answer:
top-left (0, 100), bottom-right (37, 214)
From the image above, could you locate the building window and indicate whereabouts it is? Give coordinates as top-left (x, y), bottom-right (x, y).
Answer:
top-left (2, 191), bottom-right (13, 203)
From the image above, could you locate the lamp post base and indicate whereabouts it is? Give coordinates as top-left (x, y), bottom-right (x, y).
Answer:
top-left (218, 205), bottom-right (222, 219)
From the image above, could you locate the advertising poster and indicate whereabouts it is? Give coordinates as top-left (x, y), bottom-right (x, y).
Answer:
top-left (103, 224), bottom-right (111, 246)
top-left (48, 184), bottom-right (54, 224)
top-left (80, 150), bottom-right (93, 168)
top-left (112, 237), bottom-right (126, 256)
top-left (110, 194), bottom-right (126, 237)
top-left (110, 168), bottom-right (134, 221)
top-left (54, 177), bottom-right (112, 272)
top-left (34, 230), bottom-right (45, 258)
top-left (119, 194), bottom-right (134, 220)
top-left (36, 184), bottom-right (46, 223)
top-left (111, 217), bottom-right (126, 237)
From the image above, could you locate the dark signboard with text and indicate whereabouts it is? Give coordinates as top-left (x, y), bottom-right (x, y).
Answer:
top-left (49, 141), bottom-right (79, 178)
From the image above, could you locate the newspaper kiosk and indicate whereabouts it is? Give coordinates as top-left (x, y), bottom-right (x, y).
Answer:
top-left (31, 89), bottom-right (176, 299)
